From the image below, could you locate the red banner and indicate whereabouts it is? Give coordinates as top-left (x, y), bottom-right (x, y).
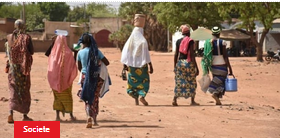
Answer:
top-left (14, 121), bottom-right (60, 138)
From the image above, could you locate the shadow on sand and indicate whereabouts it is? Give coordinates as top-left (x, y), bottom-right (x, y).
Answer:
top-left (59, 119), bottom-right (145, 124)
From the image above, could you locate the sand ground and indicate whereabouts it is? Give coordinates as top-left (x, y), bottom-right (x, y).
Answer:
top-left (0, 48), bottom-right (280, 138)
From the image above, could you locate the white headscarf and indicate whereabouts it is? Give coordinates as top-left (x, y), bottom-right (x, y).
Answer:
top-left (121, 27), bottom-right (151, 68)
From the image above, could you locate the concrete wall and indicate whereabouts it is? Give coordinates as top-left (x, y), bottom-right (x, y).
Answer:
top-left (0, 18), bottom-right (16, 34)
top-left (44, 18), bottom-right (126, 48)
top-left (44, 21), bottom-right (75, 35)
top-left (44, 21), bottom-right (80, 47)
top-left (90, 17), bottom-right (123, 33)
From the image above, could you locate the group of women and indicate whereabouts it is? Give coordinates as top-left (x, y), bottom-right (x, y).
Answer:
top-left (5, 18), bottom-right (233, 129)
top-left (46, 33), bottom-right (111, 128)
top-left (173, 25), bottom-right (233, 106)
top-left (6, 19), bottom-right (111, 128)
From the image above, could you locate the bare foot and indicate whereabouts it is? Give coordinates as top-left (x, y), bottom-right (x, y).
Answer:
top-left (212, 94), bottom-right (222, 105)
top-left (190, 102), bottom-right (200, 106)
top-left (70, 116), bottom-right (77, 121)
top-left (216, 103), bottom-right (222, 105)
top-left (140, 97), bottom-right (148, 106)
top-left (93, 122), bottom-right (99, 126)
top-left (86, 118), bottom-right (92, 128)
top-left (8, 115), bottom-right (14, 124)
top-left (23, 116), bottom-right (33, 121)
top-left (172, 101), bottom-right (178, 106)
top-left (135, 98), bottom-right (139, 105)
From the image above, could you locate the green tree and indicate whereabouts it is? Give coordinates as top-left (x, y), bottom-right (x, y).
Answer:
top-left (38, 2), bottom-right (69, 21)
top-left (119, 2), bottom-right (168, 51)
top-left (87, 2), bottom-right (116, 17)
top-left (0, 3), bottom-right (22, 19)
top-left (214, 2), bottom-right (280, 62)
top-left (153, 2), bottom-right (224, 32)
top-left (25, 3), bottom-right (48, 31)
top-left (66, 6), bottom-right (90, 22)
top-left (109, 24), bottom-right (134, 51)
top-left (0, 2), bottom-right (12, 8)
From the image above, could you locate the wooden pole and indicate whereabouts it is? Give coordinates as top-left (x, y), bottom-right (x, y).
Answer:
top-left (23, 2), bottom-right (26, 23)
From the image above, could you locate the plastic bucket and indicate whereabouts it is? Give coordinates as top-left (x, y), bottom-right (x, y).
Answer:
top-left (225, 75), bottom-right (237, 92)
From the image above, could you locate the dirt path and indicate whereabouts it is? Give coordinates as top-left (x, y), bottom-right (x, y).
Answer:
top-left (0, 48), bottom-right (280, 138)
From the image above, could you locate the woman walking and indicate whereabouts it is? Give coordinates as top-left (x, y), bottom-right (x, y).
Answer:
top-left (173, 25), bottom-right (199, 106)
top-left (121, 14), bottom-right (153, 106)
top-left (47, 35), bottom-right (78, 121)
top-left (201, 26), bottom-right (233, 105)
top-left (6, 19), bottom-right (34, 123)
top-left (77, 33), bottom-right (110, 128)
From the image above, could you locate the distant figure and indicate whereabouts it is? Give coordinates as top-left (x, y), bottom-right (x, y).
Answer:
top-left (201, 26), bottom-right (233, 105)
top-left (121, 14), bottom-right (153, 106)
top-left (6, 19), bottom-right (34, 123)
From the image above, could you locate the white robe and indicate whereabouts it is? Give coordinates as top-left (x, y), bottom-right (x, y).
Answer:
top-left (121, 27), bottom-right (151, 68)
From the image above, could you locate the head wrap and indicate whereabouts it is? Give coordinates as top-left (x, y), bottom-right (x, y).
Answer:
top-left (121, 27), bottom-right (151, 68)
top-left (79, 33), bottom-right (101, 104)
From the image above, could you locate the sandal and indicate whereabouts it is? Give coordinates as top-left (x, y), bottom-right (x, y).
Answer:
top-left (140, 97), bottom-right (148, 106)
top-left (8, 115), bottom-right (14, 124)
top-left (86, 118), bottom-right (92, 128)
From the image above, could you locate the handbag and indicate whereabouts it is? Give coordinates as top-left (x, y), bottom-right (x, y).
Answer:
top-left (198, 74), bottom-right (211, 93)
top-left (121, 69), bottom-right (127, 81)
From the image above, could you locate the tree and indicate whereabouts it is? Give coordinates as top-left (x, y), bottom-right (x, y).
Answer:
top-left (109, 24), bottom-right (134, 51)
top-left (25, 3), bottom-right (48, 31)
top-left (87, 3), bottom-right (116, 17)
top-left (153, 2), bottom-right (224, 33)
top-left (214, 2), bottom-right (280, 62)
top-left (0, 2), bottom-right (12, 8)
top-left (0, 3), bottom-right (45, 31)
top-left (66, 6), bottom-right (90, 22)
top-left (0, 3), bottom-right (22, 19)
top-left (119, 2), bottom-right (168, 51)
top-left (38, 2), bottom-right (69, 21)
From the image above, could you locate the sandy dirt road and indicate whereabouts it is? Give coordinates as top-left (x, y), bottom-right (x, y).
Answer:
top-left (0, 48), bottom-right (280, 138)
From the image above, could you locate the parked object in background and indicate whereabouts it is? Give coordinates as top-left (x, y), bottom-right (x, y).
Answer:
top-left (265, 49), bottom-right (280, 61)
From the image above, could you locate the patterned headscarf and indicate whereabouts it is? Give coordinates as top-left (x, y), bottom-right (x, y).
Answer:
top-left (79, 33), bottom-right (101, 104)
top-left (47, 35), bottom-right (78, 93)
top-left (9, 19), bottom-right (32, 75)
